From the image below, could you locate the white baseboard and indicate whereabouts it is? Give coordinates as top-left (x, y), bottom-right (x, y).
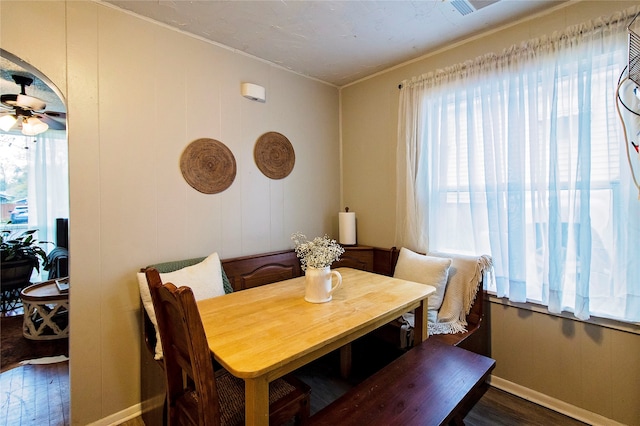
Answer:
top-left (489, 375), bottom-right (624, 426)
top-left (86, 403), bottom-right (142, 426)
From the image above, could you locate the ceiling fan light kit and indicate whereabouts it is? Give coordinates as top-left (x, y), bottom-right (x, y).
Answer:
top-left (0, 114), bottom-right (17, 132)
top-left (21, 116), bottom-right (48, 136)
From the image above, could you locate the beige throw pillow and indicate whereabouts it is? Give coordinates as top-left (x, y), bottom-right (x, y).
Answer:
top-left (137, 252), bottom-right (225, 360)
top-left (393, 247), bottom-right (452, 312)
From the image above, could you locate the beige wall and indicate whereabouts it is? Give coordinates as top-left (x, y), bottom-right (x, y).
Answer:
top-left (1, 1), bottom-right (339, 424)
top-left (490, 301), bottom-right (640, 425)
top-left (341, 1), bottom-right (640, 424)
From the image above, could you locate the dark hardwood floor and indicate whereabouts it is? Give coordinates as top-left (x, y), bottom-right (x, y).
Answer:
top-left (0, 336), bottom-right (589, 426)
top-left (464, 387), bottom-right (588, 426)
top-left (0, 361), bottom-right (69, 426)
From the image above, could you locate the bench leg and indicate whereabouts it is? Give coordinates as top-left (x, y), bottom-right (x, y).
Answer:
top-left (449, 414), bottom-right (465, 426)
top-left (340, 343), bottom-right (352, 378)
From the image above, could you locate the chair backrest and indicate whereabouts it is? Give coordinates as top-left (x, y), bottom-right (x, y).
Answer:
top-left (145, 268), bottom-right (222, 426)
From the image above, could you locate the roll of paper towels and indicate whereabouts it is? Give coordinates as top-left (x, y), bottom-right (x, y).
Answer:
top-left (339, 211), bottom-right (356, 245)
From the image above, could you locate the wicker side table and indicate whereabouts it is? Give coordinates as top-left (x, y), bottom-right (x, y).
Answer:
top-left (20, 278), bottom-right (69, 340)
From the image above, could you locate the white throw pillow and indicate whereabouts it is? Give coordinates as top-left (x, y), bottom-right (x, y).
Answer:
top-left (393, 247), bottom-right (452, 312)
top-left (137, 252), bottom-right (225, 360)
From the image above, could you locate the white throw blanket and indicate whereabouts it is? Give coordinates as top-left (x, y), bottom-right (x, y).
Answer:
top-left (429, 251), bottom-right (493, 333)
top-left (399, 252), bottom-right (494, 347)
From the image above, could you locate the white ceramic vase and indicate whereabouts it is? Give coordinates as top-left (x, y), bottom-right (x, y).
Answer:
top-left (304, 266), bottom-right (342, 303)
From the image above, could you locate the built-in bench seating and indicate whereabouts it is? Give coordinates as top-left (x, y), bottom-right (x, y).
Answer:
top-left (139, 246), bottom-right (491, 425)
top-left (310, 339), bottom-right (496, 425)
top-left (345, 246), bottom-right (489, 357)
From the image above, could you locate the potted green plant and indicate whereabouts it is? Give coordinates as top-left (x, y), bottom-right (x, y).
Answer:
top-left (1, 229), bottom-right (50, 270)
top-left (1, 228), bottom-right (51, 312)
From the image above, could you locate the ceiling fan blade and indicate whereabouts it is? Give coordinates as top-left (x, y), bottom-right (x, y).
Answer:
top-left (0, 94), bottom-right (46, 111)
top-left (34, 112), bottom-right (66, 130)
top-left (41, 111), bottom-right (66, 121)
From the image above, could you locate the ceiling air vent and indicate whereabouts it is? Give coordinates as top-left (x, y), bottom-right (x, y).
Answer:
top-left (451, 0), bottom-right (500, 16)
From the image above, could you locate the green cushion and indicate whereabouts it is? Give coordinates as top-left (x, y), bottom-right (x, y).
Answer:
top-left (221, 268), bottom-right (232, 294)
top-left (149, 257), bottom-right (233, 294)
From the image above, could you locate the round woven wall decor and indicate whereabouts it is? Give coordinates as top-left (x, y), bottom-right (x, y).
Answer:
top-left (180, 138), bottom-right (236, 194)
top-left (254, 131), bottom-right (295, 179)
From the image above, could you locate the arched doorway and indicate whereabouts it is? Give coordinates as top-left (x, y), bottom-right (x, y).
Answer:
top-left (0, 49), bottom-right (70, 421)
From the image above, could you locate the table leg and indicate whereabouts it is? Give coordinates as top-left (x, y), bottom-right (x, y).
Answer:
top-left (414, 298), bottom-right (428, 343)
top-left (244, 376), bottom-right (269, 426)
top-left (340, 343), bottom-right (352, 378)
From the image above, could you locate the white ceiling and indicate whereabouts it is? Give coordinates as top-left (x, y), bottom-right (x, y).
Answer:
top-left (102, 0), bottom-right (567, 87)
top-left (0, 0), bottom-right (566, 114)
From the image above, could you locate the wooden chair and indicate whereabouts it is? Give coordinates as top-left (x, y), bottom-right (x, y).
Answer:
top-left (146, 268), bottom-right (311, 426)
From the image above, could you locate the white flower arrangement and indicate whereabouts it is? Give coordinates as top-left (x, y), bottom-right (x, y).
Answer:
top-left (291, 232), bottom-right (345, 271)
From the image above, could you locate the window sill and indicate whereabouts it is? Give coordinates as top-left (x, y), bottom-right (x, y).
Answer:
top-left (487, 293), bottom-right (640, 335)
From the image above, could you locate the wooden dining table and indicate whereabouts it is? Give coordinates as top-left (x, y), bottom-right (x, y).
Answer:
top-left (196, 267), bottom-right (435, 425)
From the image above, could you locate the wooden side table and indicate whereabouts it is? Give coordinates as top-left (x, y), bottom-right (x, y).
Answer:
top-left (20, 278), bottom-right (69, 340)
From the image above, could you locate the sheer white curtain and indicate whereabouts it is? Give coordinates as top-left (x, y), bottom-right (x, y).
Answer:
top-left (28, 130), bottom-right (69, 276)
top-left (397, 8), bottom-right (640, 322)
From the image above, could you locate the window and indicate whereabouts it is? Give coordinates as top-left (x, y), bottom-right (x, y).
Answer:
top-left (0, 132), bottom-right (69, 280)
top-left (397, 9), bottom-right (640, 323)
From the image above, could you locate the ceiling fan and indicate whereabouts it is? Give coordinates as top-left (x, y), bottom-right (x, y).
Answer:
top-left (0, 74), bottom-right (66, 135)
top-left (615, 12), bottom-right (640, 198)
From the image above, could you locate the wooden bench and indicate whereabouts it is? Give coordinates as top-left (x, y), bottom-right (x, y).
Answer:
top-left (310, 340), bottom-right (496, 425)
